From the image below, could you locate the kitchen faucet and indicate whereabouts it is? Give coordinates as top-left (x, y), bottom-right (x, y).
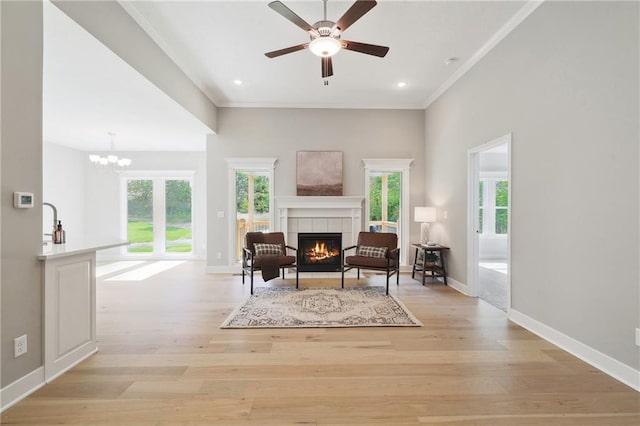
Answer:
top-left (43, 202), bottom-right (58, 237)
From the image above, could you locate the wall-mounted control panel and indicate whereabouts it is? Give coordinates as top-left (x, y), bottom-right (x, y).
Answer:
top-left (13, 192), bottom-right (35, 208)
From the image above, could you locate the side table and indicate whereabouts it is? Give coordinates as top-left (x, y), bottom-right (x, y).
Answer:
top-left (411, 243), bottom-right (450, 285)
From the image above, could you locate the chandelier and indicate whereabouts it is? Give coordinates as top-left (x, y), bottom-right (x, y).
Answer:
top-left (88, 132), bottom-right (132, 168)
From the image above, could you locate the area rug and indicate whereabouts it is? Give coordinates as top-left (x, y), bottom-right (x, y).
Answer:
top-left (220, 287), bottom-right (422, 328)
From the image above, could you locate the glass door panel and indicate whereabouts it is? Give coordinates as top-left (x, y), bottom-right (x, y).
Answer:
top-left (368, 172), bottom-right (401, 234)
top-left (235, 171), bottom-right (271, 262)
top-left (165, 179), bottom-right (192, 253)
top-left (127, 179), bottom-right (154, 253)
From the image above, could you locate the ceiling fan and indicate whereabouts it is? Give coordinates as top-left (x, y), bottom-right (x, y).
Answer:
top-left (264, 0), bottom-right (389, 82)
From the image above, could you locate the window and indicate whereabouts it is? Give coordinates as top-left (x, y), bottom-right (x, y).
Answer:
top-left (122, 173), bottom-right (194, 256)
top-left (369, 171), bottom-right (401, 234)
top-left (478, 178), bottom-right (508, 236)
top-left (226, 158), bottom-right (277, 264)
top-left (127, 179), bottom-right (154, 253)
top-left (495, 181), bottom-right (508, 234)
top-left (235, 171), bottom-right (271, 262)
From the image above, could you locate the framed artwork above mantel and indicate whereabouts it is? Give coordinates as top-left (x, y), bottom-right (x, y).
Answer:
top-left (296, 151), bottom-right (343, 196)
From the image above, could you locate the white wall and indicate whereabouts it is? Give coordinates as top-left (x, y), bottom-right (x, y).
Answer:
top-left (424, 1), bottom-right (639, 370)
top-left (42, 142), bottom-right (86, 241)
top-left (207, 107), bottom-right (425, 269)
top-left (85, 151), bottom-right (207, 259)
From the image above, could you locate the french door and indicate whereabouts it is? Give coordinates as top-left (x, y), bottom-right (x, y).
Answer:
top-left (362, 159), bottom-right (413, 265)
top-left (122, 173), bottom-right (194, 257)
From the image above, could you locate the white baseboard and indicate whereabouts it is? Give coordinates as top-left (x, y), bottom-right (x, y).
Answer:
top-left (0, 367), bottom-right (45, 413)
top-left (445, 277), bottom-right (470, 296)
top-left (509, 309), bottom-right (640, 392)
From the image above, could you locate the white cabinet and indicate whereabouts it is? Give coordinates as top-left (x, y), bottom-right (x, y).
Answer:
top-left (42, 252), bottom-right (97, 382)
top-left (38, 239), bottom-right (127, 382)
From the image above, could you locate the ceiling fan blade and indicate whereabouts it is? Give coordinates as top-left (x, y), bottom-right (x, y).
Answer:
top-left (265, 43), bottom-right (309, 58)
top-left (268, 1), bottom-right (319, 36)
top-left (341, 40), bottom-right (389, 57)
top-left (321, 57), bottom-right (334, 78)
top-left (332, 0), bottom-right (377, 33)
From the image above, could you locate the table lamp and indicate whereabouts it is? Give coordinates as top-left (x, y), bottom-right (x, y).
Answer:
top-left (415, 207), bottom-right (437, 245)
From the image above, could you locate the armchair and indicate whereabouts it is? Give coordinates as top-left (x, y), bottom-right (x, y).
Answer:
top-left (341, 232), bottom-right (400, 295)
top-left (242, 232), bottom-right (298, 294)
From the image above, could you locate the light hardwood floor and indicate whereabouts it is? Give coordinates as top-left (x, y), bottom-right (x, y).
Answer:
top-left (2, 261), bottom-right (639, 425)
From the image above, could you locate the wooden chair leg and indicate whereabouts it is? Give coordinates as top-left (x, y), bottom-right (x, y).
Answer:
top-left (357, 268), bottom-right (360, 280)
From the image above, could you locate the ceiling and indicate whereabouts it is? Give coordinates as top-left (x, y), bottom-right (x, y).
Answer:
top-left (44, 0), bottom-right (529, 152)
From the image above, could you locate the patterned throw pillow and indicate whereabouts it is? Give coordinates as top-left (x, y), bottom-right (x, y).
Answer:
top-left (357, 245), bottom-right (388, 258)
top-left (254, 243), bottom-right (283, 256)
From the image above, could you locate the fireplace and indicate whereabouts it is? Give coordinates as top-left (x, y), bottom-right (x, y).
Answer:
top-left (298, 232), bottom-right (342, 272)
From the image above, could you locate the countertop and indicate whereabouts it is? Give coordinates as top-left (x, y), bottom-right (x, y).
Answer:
top-left (38, 239), bottom-right (129, 260)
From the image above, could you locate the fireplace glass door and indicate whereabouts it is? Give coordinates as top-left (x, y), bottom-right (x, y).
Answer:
top-left (298, 233), bottom-right (342, 272)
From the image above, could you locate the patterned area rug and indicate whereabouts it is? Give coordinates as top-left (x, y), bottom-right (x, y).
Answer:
top-left (221, 287), bottom-right (422, 328)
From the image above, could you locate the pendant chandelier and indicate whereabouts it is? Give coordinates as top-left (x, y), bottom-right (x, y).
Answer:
top-left (88, 132), bottom-right (132, 168)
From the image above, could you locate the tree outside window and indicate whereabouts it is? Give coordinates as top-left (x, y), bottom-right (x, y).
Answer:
top-left (235, 171), bottom-right (271, 262)
top-left (495, 181), bottom-right (508, 234)
top-left (369, 172), bottom-right (400, 233)
top-left (478, 178), bottom-right (508, 236)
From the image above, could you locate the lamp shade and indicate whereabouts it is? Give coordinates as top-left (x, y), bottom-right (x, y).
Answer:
top-left (415, 207), bottom-right (437, 223)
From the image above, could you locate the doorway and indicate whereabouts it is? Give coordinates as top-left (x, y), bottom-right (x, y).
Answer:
top-left (468, 134), bottom-right (511, 312)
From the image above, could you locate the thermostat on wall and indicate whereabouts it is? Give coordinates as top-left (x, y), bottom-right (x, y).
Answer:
top-left (13, 192), bottom-right (34, 208)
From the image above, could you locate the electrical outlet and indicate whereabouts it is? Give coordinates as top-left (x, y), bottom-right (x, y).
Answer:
top-left (14, 334), bottom-right (27, 358)
top-left (636, 328), bottom-right (640, 347)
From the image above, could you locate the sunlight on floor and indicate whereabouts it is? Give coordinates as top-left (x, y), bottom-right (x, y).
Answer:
top-left (96, 261), bottom-right (146, 278)
top-left (105, 261), bottom-right (185, 281)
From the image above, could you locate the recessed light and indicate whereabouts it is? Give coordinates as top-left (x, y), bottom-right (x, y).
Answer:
top-left (444, 57), bottom-right (459, 65)
top-left (233, 79), bottom-right (243, 85)
top-left (396, 81), bottom-right (407, 88)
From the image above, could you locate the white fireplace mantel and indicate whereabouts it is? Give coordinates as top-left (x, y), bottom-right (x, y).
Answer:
top-left (276, 196), bottom-right (364, 215)
top-left (275, 196), bottom-right (364, 248)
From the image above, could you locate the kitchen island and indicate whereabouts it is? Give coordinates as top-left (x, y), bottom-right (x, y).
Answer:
top-left (38, 240), bottom-right (128, 382)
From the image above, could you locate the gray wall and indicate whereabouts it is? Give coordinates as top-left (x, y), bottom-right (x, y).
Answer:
top-left (1, 1), bottom-right (44, 387)
top-left (207, 107), bottom-right (425, 268)
top-left (424, 1), bottom-right (639, 368)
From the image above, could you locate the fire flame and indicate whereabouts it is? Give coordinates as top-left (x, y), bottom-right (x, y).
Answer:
top-left (305, 240), bottom-right (339, 262)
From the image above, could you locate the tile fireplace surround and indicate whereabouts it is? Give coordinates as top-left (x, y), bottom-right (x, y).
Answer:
top-left (275, 196), bottom-right (364, 250)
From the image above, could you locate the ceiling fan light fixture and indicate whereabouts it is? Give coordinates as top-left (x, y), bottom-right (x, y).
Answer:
top-left (309, 36), bottom-right (341, 57)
